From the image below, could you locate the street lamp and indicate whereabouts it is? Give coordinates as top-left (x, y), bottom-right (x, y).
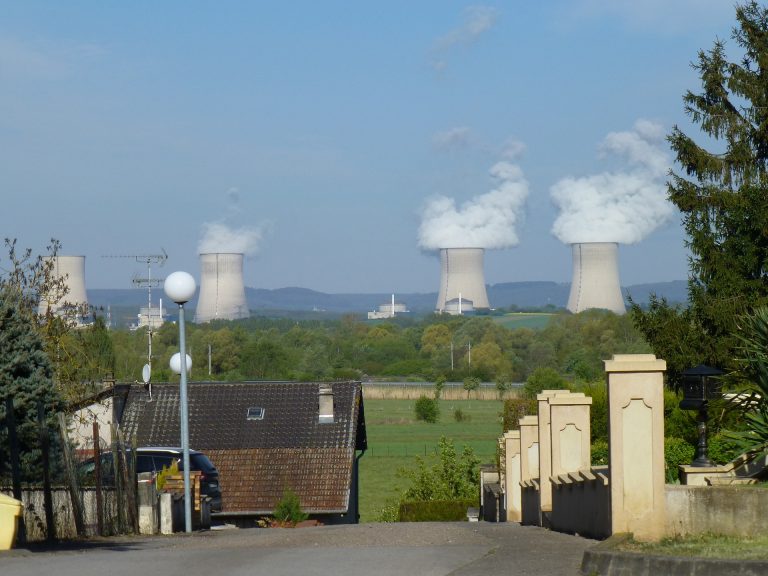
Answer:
top-left (679, 364), bottom-right (723, 468)
top-left (164, 271), bottom-right (196, 533)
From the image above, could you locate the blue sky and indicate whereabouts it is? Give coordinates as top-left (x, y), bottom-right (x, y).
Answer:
top-left (0, 1), bottom-right (737, 294)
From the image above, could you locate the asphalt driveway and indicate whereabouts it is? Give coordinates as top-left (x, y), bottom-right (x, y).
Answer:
top-left (0, 522), bottom-right (595, 576)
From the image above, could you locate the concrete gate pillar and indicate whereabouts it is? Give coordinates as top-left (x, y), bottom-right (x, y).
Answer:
top-left (537, 390), bottom-right (581, 524)
top-left (503, 430), bottom-right (522, 522)
top-left (605, 354), bottom-right (667, 541)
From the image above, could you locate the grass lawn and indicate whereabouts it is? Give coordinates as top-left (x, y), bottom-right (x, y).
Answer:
top-left (359, 398), bottom-right (504, 522)
top-left (619, 534), bottom-right (768, 560)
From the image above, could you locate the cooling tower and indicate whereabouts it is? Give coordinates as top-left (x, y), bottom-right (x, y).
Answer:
top-left (39, 255), bottom-right (88, 315)
top-left (435, 248), bottom-right (490, 313)
top-left (566, 242), bottom-right (626, 315)
top-left (195, 253), bottom-right (250, 323)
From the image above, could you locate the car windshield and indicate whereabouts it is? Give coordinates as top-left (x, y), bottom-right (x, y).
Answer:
top-left (189, 454), bottom-right (217, 473)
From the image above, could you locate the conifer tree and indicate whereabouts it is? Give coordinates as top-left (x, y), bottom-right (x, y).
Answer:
top-left (0, 285), bottom-right (62, 480)
top-left (632, 2), bottom-right (768, 381)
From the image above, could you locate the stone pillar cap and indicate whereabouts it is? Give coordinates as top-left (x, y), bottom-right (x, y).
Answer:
top-left (604, 353), bottom-right (666, 373)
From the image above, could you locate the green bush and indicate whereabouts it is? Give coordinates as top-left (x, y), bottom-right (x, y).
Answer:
top-left (501, 397), bottom-right (537, 431)
top-left (414, 395), bottom-right (440, 423)
top-left (273, 489), bottom-right (309, 524)
top-left (664, 437), bottom-right (695, 483)
top-left (453, 408), bottom-right (470, 422)
top-left (707, 434), bottom-right (742, 465)
top-left (576, 381), bottom-right (608, 443)
top-left (591, 439), bottom-right (609, 466)
top-left (398, 499), bottom-right (477, 522)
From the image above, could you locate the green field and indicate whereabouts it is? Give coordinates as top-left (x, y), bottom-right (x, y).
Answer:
top-left (491, 313), bottom-right (555, 330)
top-left (358, 398), bottom-right (504, 522)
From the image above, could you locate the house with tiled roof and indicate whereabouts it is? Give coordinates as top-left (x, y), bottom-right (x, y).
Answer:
top-left (115, 380), bottom-right (367, 524)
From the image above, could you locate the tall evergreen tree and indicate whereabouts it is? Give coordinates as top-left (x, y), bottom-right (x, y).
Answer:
top-left (632, 2), bottom-right (768, 382)
top-left (0, 286), bottom-right (62, 481)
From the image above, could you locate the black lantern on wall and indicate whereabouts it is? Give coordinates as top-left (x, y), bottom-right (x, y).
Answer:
top-left (679, 364), bottom-right (723, 467)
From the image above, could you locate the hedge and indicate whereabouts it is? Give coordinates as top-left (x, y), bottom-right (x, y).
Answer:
top-left (398, 499), bottom-right (477, 522)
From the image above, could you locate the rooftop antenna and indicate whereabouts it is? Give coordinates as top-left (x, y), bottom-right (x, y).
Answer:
top-left (103, 249), bottom-right (168, 389)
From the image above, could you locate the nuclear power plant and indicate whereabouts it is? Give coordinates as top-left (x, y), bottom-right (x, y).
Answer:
top-left (435, 248), bottom-right (490, 314)
top-left (195, 252), bottom-right (250, 323)
top-left (38, 255), bottom-right (88, 316)
top-left (566, 242), bottom-right (626, 315)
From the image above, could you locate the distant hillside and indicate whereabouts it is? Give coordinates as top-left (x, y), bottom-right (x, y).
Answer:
top-left (87, 280), bottom-right (688, 325)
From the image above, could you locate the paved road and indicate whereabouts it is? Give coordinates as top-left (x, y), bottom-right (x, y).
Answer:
top-left (0, 522), bottom-right (595, 576)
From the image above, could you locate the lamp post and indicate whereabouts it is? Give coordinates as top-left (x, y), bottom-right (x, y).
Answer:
top-left (679, 364), bottom-right (723, 467)
top-left (164, 271), bottom-right (196, 533)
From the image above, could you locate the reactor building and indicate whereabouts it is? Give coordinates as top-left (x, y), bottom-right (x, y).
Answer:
top-left (38, 255), bottom-right (89, 317)
top-left (566, 242), bottom-right (626, 315)
top-left (435, 248), bottom-right (490, 314)
top-left (195, 252), bottom-right (250, 323)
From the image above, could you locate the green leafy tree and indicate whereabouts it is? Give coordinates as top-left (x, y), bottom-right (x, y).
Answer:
top-left (433, 375), bottom-right (446, 399)
top-left (462, 376), bottom-right (480, 399)
top-left (631, 2), bottom-right (768, 382)
top-left (523, 367), bottom-right (568, 399)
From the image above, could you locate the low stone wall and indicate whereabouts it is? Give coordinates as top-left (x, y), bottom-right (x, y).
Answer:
top-left (520, 480), bottom-right (541, 526)
top-left (665, 484), bottom-right (768, 537)
top-left (550, 466), bottom-right (611, 540)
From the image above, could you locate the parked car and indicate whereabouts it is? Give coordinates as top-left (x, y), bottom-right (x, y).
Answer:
top-left (78, 447), bottom-right (222, 512)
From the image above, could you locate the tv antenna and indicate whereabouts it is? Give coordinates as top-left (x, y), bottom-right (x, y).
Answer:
top-left (102, 249), bottom-right (169, 392)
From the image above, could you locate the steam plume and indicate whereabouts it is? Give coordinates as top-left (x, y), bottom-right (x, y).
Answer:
top-left (418, 158), bottom-right (528, 250)
top-left (550, 119), bottom-right (673, 244)
top-left (198, 222), bottom-right (262, 255)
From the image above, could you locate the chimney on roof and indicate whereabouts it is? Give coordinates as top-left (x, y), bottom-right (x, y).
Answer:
top-left (319, 384), bottom-right (334, 424)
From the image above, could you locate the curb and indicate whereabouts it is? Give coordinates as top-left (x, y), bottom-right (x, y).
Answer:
top-left (581, 535), bottom-right (768, 576)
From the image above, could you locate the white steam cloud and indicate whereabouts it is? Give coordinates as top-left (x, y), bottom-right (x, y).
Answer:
top-left (418, 158), bottom-right (529, 250)
top-left (550, 119), bottom-right (673, 245)
top-left (198, 222), bottom-right (263, 255)
top-left (431, 5), bottom-right (499, 71)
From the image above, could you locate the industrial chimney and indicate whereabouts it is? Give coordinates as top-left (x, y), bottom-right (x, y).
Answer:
top-left (38, 255), bottom-right (88, 316)
top-left (195, 253), bottom-right (250, 323)
top-left (435, 248), bottom-right (490, 314)
top-left (566, 242), bottom-right (625, 315)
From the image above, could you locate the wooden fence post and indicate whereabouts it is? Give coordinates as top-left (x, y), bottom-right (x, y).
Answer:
top-left (37, 401), bottom-right (55, 542)
top-left (93, 422), bottom-right (104, 536)
top-left (58, 412), bottom-right (86, 536)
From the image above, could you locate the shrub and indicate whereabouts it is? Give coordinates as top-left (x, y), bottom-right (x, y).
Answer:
top-left (414, 395), bottom-right (440, 423)
top-left (708, 433), bottom-right (742, 465)
top-left (664, 437), bottom-right (695, 483)
top-left (591, 439), bottom-right (609, 466)
top-left (273, 489), bottom-right (309, 524)
top-left (501, 397), bottom-right (537, 431)
top-left (400, 437), bottom-right (480, 501)
top-left (398, 499), bottom-right (477, 522)
top-left (453, 408), bottom-right (470, 422)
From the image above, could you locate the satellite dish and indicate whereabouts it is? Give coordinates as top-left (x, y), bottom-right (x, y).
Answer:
top-left (142, 363), bottom-right (151, 384)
